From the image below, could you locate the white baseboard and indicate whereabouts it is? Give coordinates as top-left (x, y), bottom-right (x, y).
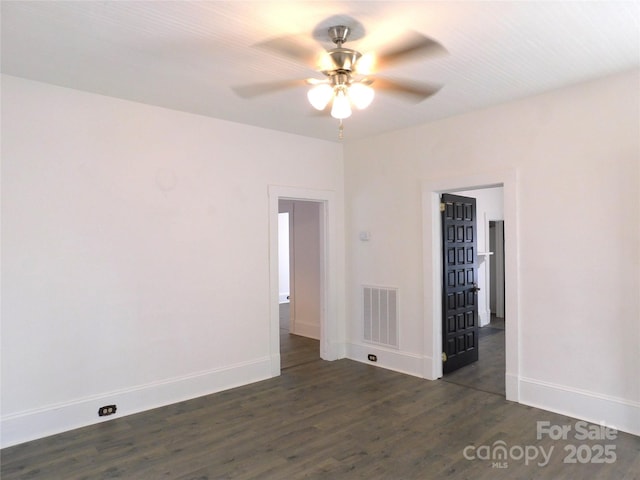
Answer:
top-left (346, 343), bottom-right (424, 378)
top-left (1, 356), bottom-right (272, 449)
top-left (270, 353), bottom-right (282, 376)
top-left (479, 309), bottom-right (491, 327)
top-left (519, 376), bottom-right (640, 436)
top-left (324, 341), bottom-right (345, 361)
top-left (422, 354), bottom-right (438, 380)
top-left (505, 372), bottom-right (519, 402)
top-left (293, 321), bottom-right (320, 340)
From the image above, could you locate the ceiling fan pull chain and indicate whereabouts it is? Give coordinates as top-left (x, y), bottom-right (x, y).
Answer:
top-left (338, 119), bottom-right (344, 140)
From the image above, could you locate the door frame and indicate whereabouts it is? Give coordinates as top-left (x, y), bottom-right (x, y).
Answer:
top-left (268, 186), bottom-right (341, 376)
top-left (422, 169), bottom-right (520, 402)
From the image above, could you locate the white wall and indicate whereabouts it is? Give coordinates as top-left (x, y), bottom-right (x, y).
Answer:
top-left (344, 70), bottom-right (640, 434)
top-left (0, 75), bottom-right (345, 447)
top-left (277, 212), bottom-right (290, 303)
top-left (455, 187), bottom-right (504, 326)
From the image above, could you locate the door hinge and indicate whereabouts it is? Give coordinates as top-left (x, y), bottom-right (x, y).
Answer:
top-left (442, 352), bottom-right (447, 362)
top-left (440, 202), bottom-right (446, 212)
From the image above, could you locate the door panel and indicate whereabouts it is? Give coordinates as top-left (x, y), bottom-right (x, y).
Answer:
top-left (441, 193), bottom-right (479, 374)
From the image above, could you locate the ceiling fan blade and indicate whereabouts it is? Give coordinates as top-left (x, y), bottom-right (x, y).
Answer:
top-left (232, 79), bottom-right (310, 98)
top-left (254, 34), bottom-right (325, 69)
top-left (375, 31), bottom-right (447, 71)
top-left (373, 78), bottom-right (443, 103)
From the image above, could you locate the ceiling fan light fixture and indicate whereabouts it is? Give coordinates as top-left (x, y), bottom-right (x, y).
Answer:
top-left (348, 82), bottom-right (375, 109)
top-left (318, 52), bottom-right (336, 72)
top-left (307, 83), bottom-right (333, 110)
top-left (331, 88), bottom-right (352, 119)
top-left (355, 53), bottom-right (375, 75)
top-left (235, 22), bottom-right (448, 139)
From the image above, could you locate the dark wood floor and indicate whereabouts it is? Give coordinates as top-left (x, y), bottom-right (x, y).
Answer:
top-left (279, 303), bottom-right (320, 370)
top-left (3, 313), bottom-right (639, 479)
top-left (442, 315), bottom-right (505, 396)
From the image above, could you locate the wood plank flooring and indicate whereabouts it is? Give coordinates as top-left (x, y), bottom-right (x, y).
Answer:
top-left (441, 316), bottom-right (505, 396)
top-left (3, 314), bottom-right (639, 479)
top-left (279, 303), bottom-right (320, 370)
top-left (3, 360), bottom-right (638, 479)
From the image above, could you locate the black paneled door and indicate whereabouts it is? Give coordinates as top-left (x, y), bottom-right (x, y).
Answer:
top-left (441, 193), bottom-right (479, 374)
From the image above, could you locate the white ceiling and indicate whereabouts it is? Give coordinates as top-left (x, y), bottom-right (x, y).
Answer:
top-left (2, 1), bottom-right (638, 142)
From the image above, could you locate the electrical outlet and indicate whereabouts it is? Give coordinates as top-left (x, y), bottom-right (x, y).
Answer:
top-left (367, 354), bottom-right (377, 362)
top-left (98, 405), bottom-right (117, 417)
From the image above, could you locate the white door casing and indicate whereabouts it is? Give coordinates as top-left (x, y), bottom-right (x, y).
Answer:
top-left (422, 169), bottom-right (520, 402)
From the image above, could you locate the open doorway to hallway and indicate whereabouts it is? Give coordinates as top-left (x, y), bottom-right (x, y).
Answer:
top-left (269, 185), bottom-right (341, 376)
top-left (278, 200), bottom-right (321, 369)
top-left (440, 187), bottom-right (506, 396)
top-left (423, 169), bottom-right (519, 401)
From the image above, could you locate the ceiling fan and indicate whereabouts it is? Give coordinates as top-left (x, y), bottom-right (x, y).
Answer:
top-left (233, 21), bottom-right (447, 138)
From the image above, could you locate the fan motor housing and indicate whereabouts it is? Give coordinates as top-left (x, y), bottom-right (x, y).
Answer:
top-left (323, 48), bottom-right (362, 75)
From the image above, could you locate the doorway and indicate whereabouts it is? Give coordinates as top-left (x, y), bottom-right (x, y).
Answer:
top-left (422, 170), bottom-right (519, 402)
top-left (278, 200), bottom-right (321, 369)
top-left (439, 188), bottom-right (505, 396)
top-left (268, 186), bottom-right (341, 377)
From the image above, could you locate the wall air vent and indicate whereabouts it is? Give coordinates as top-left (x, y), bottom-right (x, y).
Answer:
top-left (363, 286), bottom-right (399, 348)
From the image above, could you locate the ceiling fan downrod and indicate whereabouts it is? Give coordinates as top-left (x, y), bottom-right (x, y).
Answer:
top-left (328, 25), bottom-right (351, 47)
top-left (323, 25), bottom-right (361, 76)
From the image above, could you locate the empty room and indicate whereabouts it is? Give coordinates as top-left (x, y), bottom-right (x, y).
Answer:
top-left (1, 2), bottom-right (639, 479)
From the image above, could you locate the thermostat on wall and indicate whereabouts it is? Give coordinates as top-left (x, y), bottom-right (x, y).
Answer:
top-left (359, 231), bottom-right (371, 241)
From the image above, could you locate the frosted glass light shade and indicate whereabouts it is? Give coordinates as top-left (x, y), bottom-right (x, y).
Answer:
top-left (307, 84), bottom-right (333, 110)
top-left (331, 89), bottom-right (352, 119)
top-left (349, 83), bottom-right (374, 109)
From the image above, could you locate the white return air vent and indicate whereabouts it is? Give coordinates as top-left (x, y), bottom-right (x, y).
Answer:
top-left (363, 286), bottom-right (399, 348)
